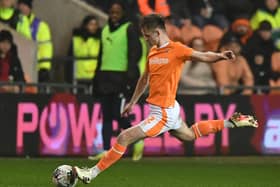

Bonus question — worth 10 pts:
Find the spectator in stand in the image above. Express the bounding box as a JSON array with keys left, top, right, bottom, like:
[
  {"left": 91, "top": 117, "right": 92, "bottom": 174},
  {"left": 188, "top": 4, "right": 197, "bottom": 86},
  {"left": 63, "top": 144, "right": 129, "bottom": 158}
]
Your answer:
[
  {"left": 18, "top": 0, "right": 53, "bottom": 82},
  {"left": 243, "top": 21, "right": 276, "bottom": 91},
  {"left": 221, "top": 18, "right": 253, "bottom": 48},
  {"left": 250, "top": 0, "right": 280, "bottom": 49},
  {"left": 188, "top": 0, "right": 229, "bottom": 30},
  {"left": 251, "top": 0, "right": 280, "bottom": 30},
  {"left": 0, "top": 0, "right": 30, "bottom": 38},
  {"left": 179, "top": 37, "right": 216, "bottom": 95},
  {"left": 66, "top": 15, "right": 101, "bottom": 92},
  {"left": 0, "top": 30, "right": 25, "bottom": 92},
  {"left": 212, "top": 35, "right": 254, "bottom": 95},
  {"left": 90, "top": 1, "right": 144, "bottom": 161},
  {"left": 224, "top": 0, "right": 254, "bottom": 22}
]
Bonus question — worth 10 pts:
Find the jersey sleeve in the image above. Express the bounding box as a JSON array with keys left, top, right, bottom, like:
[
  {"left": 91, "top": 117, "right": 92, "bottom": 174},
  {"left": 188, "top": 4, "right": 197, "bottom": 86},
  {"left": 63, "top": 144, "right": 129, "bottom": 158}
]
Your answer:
[{"left": 177, "top": 43, "right": 193, "bottom": 61}]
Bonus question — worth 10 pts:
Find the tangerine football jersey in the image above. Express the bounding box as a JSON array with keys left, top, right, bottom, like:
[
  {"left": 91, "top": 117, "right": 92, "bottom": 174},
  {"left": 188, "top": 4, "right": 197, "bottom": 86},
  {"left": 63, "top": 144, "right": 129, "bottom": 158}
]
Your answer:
[{"left": 146, "top": 41, "right": 193, "bottom": 108}]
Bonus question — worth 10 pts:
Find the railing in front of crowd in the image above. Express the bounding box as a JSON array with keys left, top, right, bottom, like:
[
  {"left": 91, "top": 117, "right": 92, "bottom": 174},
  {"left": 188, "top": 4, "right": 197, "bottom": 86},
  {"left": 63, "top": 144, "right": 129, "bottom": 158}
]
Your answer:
[
  {"left": 0, "top": 81, "right": 280, "bottom": 95},
  {"left": 0, "top": 81, "right": 89, "bottom": 94},
  {"left": 178, "top": 85, "right": 280, "bottom": 95}
]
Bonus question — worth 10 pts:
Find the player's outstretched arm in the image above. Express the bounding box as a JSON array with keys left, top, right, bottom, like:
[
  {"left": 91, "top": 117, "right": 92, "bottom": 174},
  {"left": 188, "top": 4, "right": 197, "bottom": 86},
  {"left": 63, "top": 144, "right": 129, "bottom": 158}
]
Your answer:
[
  {"left": 191, "top": 50, "right": 236, "bottom": 63},
  {"left": 121, "top": 70, "right": 149, "bottom": 117}
]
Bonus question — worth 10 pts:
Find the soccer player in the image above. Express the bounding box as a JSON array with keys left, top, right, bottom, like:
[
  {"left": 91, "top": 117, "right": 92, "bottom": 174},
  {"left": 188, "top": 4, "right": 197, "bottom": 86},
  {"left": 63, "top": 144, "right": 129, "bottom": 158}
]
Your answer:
[{"left": 73, "top": 14, "right": 258, "bottom": 184}]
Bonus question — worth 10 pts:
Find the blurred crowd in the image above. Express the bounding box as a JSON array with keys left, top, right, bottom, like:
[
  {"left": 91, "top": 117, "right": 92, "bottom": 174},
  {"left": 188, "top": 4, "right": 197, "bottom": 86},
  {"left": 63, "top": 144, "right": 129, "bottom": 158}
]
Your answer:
[
  {"left": 0, "top": 0, "right": 52, "bottom": 93},
  {"left": 1, "top": 0, "right": 280, "bottom": 95},
  {"left": 86, "top": 0, "right": 280, "bottom": 95}
]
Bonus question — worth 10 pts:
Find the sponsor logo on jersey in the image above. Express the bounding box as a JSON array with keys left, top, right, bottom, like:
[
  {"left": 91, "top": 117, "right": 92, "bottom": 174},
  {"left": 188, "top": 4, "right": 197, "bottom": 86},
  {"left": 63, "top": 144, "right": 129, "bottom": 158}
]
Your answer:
[{"left": 149, "top": 57, "right": 169, "bottom": 65}]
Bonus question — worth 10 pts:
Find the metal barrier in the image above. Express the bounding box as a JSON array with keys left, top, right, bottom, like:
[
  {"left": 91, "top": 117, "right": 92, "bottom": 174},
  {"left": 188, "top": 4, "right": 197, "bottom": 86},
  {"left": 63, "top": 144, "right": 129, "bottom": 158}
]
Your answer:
[
  {"left": 178, "top": 86, "right": 280, "bottom": 95},
  {"left": 0, "top": 81, "right": 89, "bottom": 94},
  {"left": 1, "top": 81, "right": 280, "bottom": 95}
]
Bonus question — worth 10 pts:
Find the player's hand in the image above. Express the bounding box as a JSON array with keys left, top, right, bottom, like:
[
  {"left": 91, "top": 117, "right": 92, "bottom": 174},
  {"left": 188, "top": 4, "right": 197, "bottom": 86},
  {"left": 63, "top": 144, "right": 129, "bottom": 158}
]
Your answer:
[
  {"left": 220, "top": 50, "right": 236, "bottom": 61},
  {"left": 121, "top": 102, "right": 134, "bottom": 117}
]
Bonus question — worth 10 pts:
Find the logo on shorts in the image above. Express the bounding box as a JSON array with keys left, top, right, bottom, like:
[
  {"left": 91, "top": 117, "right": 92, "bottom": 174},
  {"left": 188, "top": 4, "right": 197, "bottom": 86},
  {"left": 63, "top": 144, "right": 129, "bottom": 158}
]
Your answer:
[{"left": 144, "top": 116, "right": 156, "bottom": 125}]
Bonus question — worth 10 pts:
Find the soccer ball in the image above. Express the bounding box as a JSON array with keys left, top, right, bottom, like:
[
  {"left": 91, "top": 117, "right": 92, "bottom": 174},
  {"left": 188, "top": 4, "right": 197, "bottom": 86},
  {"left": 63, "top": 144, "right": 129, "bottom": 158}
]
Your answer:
[{"left": 52, "top": 165, "right": 78, "bottom": 187}]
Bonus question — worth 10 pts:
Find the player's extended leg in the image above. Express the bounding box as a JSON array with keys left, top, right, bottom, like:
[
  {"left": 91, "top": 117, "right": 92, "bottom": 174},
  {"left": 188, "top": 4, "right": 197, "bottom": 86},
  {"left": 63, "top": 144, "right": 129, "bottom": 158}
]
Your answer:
[
  {"left": 74, "top": 101, "right": 175, "bottom": 184},
  {"left": 170, "top": 112, "right": 258, "bottom": 141},
  {"left": 74, "top": 125, "right": 147, "bottom": 184}
]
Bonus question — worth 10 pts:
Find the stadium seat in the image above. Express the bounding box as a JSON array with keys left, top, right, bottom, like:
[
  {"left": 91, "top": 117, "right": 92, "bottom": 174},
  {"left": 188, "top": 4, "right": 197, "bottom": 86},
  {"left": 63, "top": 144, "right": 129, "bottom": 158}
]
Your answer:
[
  {"left": 181, "top": 25, "right": 202, "bottom": 45},
  {"left": 202, "top": 24, "right": 224, "bottom": 51},
  {"left": 271, "top": 52, "right": 280, "bottom": 73}
]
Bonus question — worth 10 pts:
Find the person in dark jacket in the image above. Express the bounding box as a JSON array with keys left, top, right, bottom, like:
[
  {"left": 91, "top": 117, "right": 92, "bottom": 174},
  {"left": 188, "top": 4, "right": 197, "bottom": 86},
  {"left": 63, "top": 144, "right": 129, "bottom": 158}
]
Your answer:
[
  {"left": 243, "top": 21, "right": 276, "bottom": 92},
  {"left": 90, "top": 0, "right": 144, "bottom": 161},
  {"left": 0, "top": 30, "right": 25, "bottom": 92}
]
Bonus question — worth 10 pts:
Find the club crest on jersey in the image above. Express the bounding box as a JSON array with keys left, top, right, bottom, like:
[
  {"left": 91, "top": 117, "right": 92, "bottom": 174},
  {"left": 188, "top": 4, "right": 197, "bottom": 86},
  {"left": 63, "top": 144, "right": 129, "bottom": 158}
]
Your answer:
[{"left": 149, "top": 57, "right": 169, "bottom": 65}]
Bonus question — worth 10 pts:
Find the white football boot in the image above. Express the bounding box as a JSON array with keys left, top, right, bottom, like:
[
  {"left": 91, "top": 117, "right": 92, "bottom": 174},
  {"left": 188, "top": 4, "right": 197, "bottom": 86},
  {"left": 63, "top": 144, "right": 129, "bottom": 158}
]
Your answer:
[
  {"left": 73, "top": 166, "right": 95, "bottom": 184},
  {"left": 229, "top": 112, "right": 258, "bottom": 128}
]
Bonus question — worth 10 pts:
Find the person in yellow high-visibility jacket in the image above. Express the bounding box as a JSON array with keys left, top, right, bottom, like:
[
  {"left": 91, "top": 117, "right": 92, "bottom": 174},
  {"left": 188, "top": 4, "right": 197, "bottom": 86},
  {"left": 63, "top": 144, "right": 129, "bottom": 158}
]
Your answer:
[
  {"left": 0, "top": 0, "right": 31, "bottom": 38},
  {"left": 18, "top": 0, "right": 53, "bottom": 82},
  {"left": 250, "top": 0, "right": 280, "bottom": 49},
  {"left": 66, "top": 15, "right": 101, "bottom": 93}
]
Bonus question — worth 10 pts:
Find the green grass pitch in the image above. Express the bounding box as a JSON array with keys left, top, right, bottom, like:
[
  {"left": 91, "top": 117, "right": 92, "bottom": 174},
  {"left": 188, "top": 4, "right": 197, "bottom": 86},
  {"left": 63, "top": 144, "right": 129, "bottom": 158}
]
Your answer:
[{"left": 0, "top": 156, "right": 279, "bottom": 187}]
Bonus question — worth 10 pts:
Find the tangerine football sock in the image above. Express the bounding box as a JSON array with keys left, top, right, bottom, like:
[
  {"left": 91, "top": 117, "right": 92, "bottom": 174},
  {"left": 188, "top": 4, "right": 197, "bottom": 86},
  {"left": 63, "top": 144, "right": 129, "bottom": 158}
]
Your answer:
[
  {"left": 191, "top": 120, "right": 224, "bottom": 138},
  {"left": 96, "top": 142, "right": 126, "bottom": 171}
]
